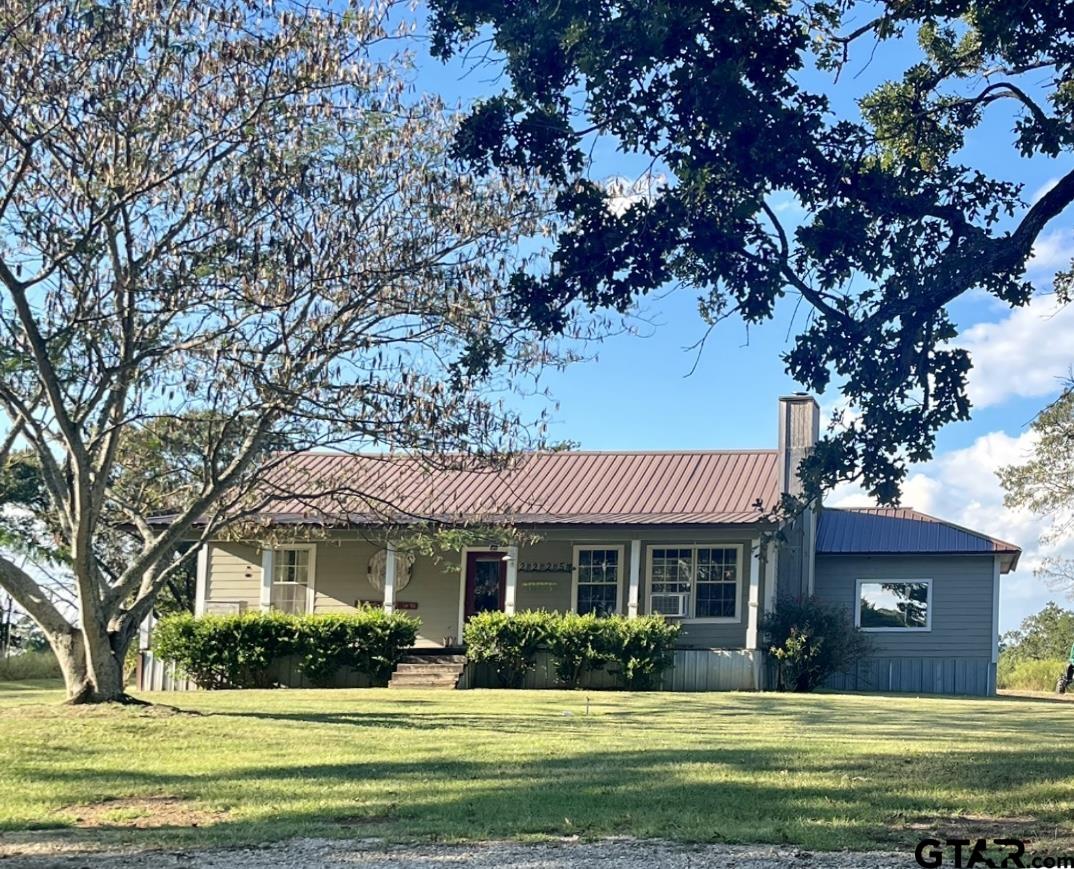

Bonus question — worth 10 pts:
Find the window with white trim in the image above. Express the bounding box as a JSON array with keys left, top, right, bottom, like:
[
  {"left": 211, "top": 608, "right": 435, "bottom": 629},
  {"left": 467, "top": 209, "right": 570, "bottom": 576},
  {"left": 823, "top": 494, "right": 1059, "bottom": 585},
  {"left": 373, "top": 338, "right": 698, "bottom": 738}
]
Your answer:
[
  {"left": 574, "top": 547, "right": 622, "bottom": 616},
  {"left": 270, "top": 547, "right": 312, "bottom": 614},
  {"left": 694, "top": 547, "right": 739, "bottom": 618},
  {"left": 647, "top": 545, "right": 741, "bottom": 620},
  {"left": 856, "top": 580, "right": 931, "bottom": 631},
  {"left": 649, "top": 548, "right": 692, "bottom": 617}
]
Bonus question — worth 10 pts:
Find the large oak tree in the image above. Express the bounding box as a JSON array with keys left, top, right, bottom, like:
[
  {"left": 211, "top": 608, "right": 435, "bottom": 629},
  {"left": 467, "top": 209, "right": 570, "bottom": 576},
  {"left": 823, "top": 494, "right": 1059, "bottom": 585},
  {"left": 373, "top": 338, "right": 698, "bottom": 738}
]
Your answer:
[
  {"left": 428, "top": 0, "right": 1074, "bottom": 503},
  {"left": 1000, "top": 387, "right": 1074, "bottom": 592},
  {"left": 0, "top": 0, "right": 567, "bottom": 702}
]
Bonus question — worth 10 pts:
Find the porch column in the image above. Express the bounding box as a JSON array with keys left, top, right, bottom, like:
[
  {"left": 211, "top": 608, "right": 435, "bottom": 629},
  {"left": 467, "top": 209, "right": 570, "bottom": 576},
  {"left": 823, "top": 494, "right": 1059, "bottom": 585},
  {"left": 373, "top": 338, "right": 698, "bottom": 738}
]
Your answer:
[
  {"left": 504, "top": 545, "right": 519, "bottom": 614},
  {"left": 627, "top": 539, "right": 641, "bottom": 618},
  {"left": 194, "top": 544, "right": 210, "bottom": 617},
  {"left": 745, "top": 538, "right": 761, "bottom": 650},
  {"left": 260, "top": 547, "right": 274, "bottom": 612},
  {"left": 383, "top": 542, "right": 397, "bottom": 615},
  {"left": 763, "top": 540, "right": 777, "bottom": 617}
]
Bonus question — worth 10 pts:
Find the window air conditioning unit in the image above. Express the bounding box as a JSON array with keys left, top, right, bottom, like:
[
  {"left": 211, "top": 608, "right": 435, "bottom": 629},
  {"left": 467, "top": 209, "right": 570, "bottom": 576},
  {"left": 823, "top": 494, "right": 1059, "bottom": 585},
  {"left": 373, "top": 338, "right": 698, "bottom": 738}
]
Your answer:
[{"left": 649, "top": 593, "right": 688, "bottom": 617}]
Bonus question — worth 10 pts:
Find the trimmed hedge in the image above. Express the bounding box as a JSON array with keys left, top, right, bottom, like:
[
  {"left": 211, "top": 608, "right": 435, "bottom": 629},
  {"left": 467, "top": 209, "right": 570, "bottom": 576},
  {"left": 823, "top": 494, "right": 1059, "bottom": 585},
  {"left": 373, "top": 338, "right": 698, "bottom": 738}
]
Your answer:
[
  {"left": 294, "top": 611, "right": 420, "bottom": 686},
  {"left": 463, "top": 610, "right": 680, "bottom": 690},
  {"left": 461, "top": 610, "right": 551, "bottom": 688},
  {"left": 546, "top": 612, "right": 608, "bottom": 688},
  {"left": 152, "top": 610, "right": 420, "bottom": 689}
]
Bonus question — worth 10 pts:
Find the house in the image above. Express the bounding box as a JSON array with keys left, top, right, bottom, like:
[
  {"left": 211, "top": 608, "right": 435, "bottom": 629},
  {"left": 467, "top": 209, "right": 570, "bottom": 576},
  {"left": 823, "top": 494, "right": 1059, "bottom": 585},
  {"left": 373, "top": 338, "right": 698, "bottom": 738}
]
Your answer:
[{"left": 189, "top": 395, "right": 1020, "bottom": 695}]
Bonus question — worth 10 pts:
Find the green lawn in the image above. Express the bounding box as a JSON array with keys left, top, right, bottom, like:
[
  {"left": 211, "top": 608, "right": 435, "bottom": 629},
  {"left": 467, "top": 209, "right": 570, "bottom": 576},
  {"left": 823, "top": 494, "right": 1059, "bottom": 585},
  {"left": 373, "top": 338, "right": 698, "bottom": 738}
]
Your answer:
[{"left": 1, "top": 680, "right": 1073, "bottom": 852}]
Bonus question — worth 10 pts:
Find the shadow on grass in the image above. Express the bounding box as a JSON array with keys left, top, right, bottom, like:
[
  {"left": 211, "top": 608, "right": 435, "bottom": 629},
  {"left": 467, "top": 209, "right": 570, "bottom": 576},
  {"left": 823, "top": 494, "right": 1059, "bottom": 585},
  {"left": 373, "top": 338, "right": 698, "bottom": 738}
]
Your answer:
[
  {"left": 208, "top": 691, "right": 1074, "bottom": 744},
  {"left": 12, "top": 739, "right": 1074, "bottom": 851}
]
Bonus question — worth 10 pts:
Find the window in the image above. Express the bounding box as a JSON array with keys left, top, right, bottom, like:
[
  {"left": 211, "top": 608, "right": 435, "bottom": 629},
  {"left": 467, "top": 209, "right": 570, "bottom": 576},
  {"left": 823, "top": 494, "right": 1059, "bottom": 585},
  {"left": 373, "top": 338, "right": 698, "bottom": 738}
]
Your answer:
[
  {"left": 856, "top": 580, "right": 931, "bottom": 631},
  {"left": 270, "top": 547, "right": 313, "bottom": 614},
  {"left": 573, "top": 546, "right": 622, "bottom": 616},
  {"left": 649, "top": 548, "right": 692, "bottom": 617},
  {"left": 695, "top": 547, "right": 739, "bottom": 618},
  {"left": 647, "top": 545, "right": 742, "bottom": 620}
]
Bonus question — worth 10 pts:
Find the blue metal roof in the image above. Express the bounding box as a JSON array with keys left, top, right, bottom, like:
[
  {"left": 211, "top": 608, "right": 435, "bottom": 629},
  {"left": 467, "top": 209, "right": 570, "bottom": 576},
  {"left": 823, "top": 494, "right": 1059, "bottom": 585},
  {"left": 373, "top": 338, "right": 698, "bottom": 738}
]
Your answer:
[{"left": 817, "top": 507, "right": 1020, "bottom": 571}]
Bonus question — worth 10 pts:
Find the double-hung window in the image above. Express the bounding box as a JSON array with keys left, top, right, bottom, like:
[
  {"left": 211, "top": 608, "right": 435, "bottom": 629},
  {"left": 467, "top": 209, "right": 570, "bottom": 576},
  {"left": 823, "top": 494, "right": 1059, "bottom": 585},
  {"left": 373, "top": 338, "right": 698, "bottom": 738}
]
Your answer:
[
  {"left": 573, "top": 546, "right": 623, "bottom": 616},
  {"left": 647, "top": 545, "right": 742, "bottom": 620},
  {"left": 269, "top": 546, "right": 315, "bottom": 614},
  {"left": 648, "top": 548, "right": 693, "bottom": 617},
  {"left": 694, "top": 547, "right": 739, "bottom": 618}
]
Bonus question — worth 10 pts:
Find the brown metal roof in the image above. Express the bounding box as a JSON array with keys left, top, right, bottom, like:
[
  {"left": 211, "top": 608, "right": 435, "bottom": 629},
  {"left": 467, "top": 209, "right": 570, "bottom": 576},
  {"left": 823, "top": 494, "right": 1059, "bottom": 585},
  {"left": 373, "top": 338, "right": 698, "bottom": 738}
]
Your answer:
[
  {"left": 817, "top": 507, "right": 1021, "bottom": 571},
  {"left": 253, "top": 450, "right": 779, "bottom": 527}
]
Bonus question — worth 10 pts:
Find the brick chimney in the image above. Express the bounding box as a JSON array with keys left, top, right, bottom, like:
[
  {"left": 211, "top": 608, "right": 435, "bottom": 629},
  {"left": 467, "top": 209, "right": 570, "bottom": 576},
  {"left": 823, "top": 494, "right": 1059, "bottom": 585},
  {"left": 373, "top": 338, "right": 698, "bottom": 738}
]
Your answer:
[{"left": 775, "top": 394, "right": 820, "bottom": 598}]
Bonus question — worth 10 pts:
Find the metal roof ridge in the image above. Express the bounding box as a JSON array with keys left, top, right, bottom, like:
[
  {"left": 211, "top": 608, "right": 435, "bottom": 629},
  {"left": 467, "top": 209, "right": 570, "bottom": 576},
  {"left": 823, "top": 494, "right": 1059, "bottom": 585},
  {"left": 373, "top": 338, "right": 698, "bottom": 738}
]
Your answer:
[{"left": 272, "top": 448, "right": 780, "bottom": 458}]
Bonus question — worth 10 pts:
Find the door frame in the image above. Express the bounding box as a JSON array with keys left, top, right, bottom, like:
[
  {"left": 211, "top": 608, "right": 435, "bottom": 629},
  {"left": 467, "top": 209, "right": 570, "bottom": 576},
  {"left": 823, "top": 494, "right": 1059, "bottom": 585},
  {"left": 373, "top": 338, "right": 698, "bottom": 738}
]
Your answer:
[{"left": 457, "top": 546, "right": 508, "bottom": 642}]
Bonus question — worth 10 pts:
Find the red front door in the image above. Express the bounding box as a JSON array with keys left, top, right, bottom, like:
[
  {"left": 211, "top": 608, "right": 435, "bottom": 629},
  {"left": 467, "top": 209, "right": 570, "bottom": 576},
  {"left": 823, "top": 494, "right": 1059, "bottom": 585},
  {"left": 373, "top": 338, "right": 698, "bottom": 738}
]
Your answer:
[{"left": 464, "top": 551, "right": 507, "bottom": 619}]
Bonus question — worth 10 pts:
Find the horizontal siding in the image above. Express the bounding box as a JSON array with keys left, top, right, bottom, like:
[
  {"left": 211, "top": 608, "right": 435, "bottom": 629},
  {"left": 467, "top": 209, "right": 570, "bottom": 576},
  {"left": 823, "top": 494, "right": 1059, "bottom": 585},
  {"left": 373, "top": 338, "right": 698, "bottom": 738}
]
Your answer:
[
  {"left": 676, "top": 620, "right": 748, "bottom": 648},
  {"left": 206, "top": 542, "right": 261, "bottom": 611},
  {"left": 814, "top": 554, "right": 996, "bottom": 658},
  {"left": 199, "top": 528, "right": 765, "bottom": 651}
]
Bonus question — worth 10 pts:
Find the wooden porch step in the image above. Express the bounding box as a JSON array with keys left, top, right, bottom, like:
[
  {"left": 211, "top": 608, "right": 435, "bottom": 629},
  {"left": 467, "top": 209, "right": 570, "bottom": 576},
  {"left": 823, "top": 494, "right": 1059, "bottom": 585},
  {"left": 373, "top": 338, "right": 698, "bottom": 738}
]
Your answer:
[
  {"left": 394, "top": 662, "right": 465, "bottom": 676},
  {"left": 388, "top": 658, "right": 467, "bottom": 689},
  {"left": 399, "top": 654, "right": 466, "bottom": 665}
]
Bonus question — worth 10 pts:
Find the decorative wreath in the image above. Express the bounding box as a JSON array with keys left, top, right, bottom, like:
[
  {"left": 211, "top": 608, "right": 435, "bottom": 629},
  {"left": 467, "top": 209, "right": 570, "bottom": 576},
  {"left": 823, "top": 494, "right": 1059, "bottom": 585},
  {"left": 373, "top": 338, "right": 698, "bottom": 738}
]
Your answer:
[{"left": 366, "top": 549, "right": 415, "bottom": 593}]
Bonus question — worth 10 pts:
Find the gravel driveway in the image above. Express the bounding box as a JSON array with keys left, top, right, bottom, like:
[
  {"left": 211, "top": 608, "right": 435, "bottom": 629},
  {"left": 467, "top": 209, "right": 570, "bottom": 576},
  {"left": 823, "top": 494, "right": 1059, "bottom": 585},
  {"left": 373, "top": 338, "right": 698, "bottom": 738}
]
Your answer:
[{"left": 0, "top": 837, "right": 918, "bottom": 868}]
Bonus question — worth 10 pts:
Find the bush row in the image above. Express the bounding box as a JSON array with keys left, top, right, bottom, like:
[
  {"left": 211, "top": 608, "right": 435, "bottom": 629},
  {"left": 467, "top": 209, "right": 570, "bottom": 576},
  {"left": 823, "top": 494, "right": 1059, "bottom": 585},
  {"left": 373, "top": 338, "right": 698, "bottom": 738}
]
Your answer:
[
  {"left": 997, "top": 655, "right": 1067, "bottom": 692},
  {"left": 152, "top": 610, "right": 420, "bottom": 689},
  {"left": 462, "top": 611, "right": 680, "bottom": 690}
]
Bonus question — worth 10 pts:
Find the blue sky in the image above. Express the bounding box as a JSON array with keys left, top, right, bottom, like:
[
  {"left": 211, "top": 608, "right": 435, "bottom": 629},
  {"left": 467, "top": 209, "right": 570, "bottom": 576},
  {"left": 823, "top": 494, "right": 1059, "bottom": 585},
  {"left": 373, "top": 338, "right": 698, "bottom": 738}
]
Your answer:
[{"left": 406, "top": 9, "right": 1072, "bottom": 632}]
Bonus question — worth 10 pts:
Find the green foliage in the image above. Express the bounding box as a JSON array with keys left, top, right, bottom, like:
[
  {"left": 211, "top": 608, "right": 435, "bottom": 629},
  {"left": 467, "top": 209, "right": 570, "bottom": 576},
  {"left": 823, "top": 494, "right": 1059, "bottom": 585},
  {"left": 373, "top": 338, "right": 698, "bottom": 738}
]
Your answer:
[
  {"left": 1000, "top": 602, "right": 1074, "bottom": 665},
  {"left": 0, "top": 650, "right": 61, "bottom": 681},
  {"left": 0, "top": 0, "right": 566, "bottom": 704},
  {"left": 997, "top": 656, "right": 1068, "bottom": 693},
  {"left": 463, "top": 610, "right": 552, "bottom": 688},
  {"left": 763, "top": 597, "right": 872, "bottom": 692},
  {"left": 428, "top": 0, "right": 1074, "bottom": 504},
  {"left": 1000, "top": 390, "right": 1074, "bottom": 591},
  {"left": 294, "top": 610, "right": 420, "bottom": 687},
  {"left": 545, "top": 612, "right": 609, "bottom": 688},
  {"left": 464, "top": 611, "right": 679, "bottom": 690},
  {"left": 607, "top": 616, "right": 680, "bottom": 690},
  {"left": 153, "top": 611, "right": 421, "bottom": 689},
  {"left": 152, "top": 612, "right": 299, "bottom": 689}
]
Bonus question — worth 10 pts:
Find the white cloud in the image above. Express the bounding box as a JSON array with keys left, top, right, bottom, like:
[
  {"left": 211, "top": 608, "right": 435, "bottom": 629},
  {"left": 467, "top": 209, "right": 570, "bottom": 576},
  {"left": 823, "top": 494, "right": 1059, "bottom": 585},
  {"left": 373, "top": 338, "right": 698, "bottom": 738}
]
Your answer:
[
  {"left": 604, "top": 173, "right": 667, "bottom": 217},
  {"left": 827, "top": 428, "right": 1074, "bottom": 632},
  {"left": 961, "top": 297, "right": 1074, "bottom": 409},
  {"left": 1031, "top": 177, "right": 1062, "bottom": 205},
  {"left": 1028, "top": 227, "right": 1074, "bottom": 274}
]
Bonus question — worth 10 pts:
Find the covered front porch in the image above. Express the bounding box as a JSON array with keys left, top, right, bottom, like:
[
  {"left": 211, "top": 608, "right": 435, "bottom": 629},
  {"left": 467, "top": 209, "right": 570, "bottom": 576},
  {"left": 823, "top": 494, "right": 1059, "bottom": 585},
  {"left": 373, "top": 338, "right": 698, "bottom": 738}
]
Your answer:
[{"left": 197, "top": 527, "right": 773, "bottom": 653}]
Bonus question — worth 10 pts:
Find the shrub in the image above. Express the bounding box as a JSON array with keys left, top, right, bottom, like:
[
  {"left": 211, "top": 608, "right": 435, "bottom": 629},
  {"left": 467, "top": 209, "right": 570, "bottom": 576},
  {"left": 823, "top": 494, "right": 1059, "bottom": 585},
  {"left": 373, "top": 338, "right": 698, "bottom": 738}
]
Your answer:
[
  {"left": 153, "top": 610, "right": 421, "bottom": 689},
  {"left": 545, "top": 612, "right": 611, "bottom": 688},
  {"left": 463, "top": 610, "right": 551, "bottom": 687},
  {"left": 0, "top": 649, "right": 62, "bottom": 681},
  {"left": 762, "top": 596, "right": 872, "bottom": 692},
  {"left": 606, "top": 615, "right": 681, "bottom": 690},
  {"left": 464, "top": 611, "right": 680, "bottom": 691},
  {"left": 152, "top": 611, "right": 298, "bottom": 689},
  {"left": 997, "top": 656, "right": 1068, "bottom": 692},
  {"left": 295, "top": 609, "right": 420, "bottom": 687}
]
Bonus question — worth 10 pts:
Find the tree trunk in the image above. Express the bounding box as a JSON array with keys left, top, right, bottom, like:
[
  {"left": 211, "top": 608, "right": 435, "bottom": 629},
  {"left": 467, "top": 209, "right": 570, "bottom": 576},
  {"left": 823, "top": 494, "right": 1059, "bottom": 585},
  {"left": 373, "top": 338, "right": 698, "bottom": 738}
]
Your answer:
[{"left": 48, "top": 625, "right": 134, "bottom": 704}]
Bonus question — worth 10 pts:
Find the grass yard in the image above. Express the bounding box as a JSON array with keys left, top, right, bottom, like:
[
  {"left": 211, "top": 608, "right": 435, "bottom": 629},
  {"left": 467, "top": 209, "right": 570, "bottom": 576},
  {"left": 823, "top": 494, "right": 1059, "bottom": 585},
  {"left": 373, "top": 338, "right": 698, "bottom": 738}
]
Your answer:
[{"left": 2, "top": 681, "right": 1073, "bottom": 853}]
